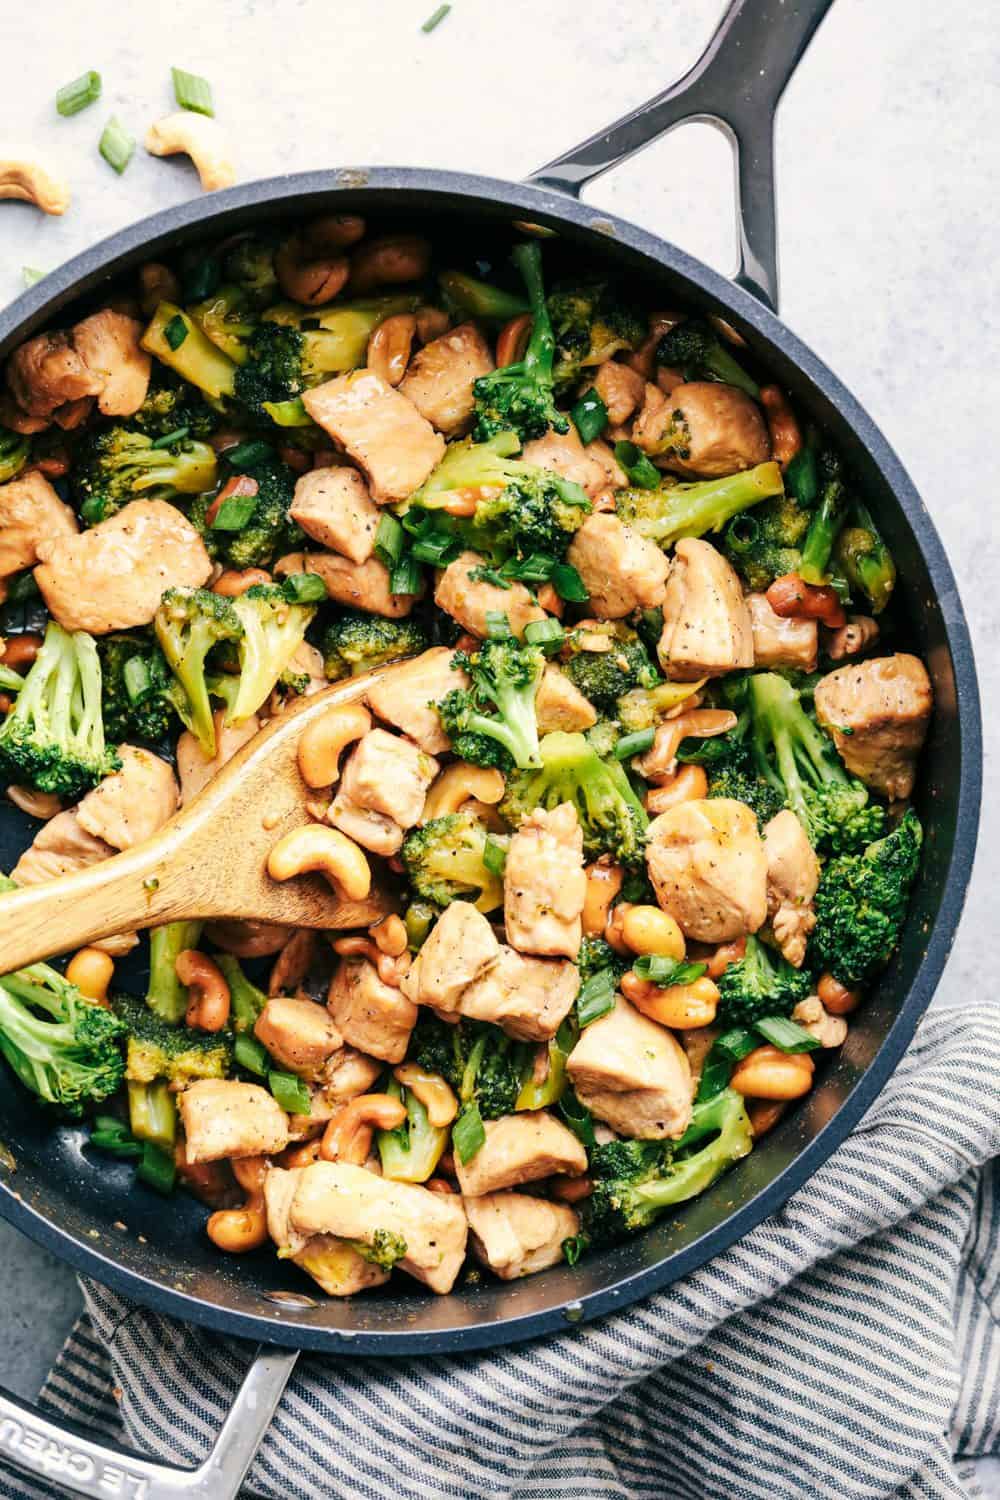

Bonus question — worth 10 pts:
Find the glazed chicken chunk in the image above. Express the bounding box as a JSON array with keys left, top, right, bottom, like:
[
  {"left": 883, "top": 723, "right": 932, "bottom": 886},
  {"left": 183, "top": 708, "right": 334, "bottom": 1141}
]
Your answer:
[
  {"left": 254, "top": 996, "right": 344, "bottom": 1080},
  {"left": 657, "top": 537, "right": 754, "bottom": 680},
  {"left": 277, "top": 551, "right": 418, "bottom": 619},
  {"left": 521, "top": 425, "right": 619, "bottom": 500},
  {"left": 632, "top": 380, "right": 770, "bottom": 477},
  {"left": 566, "top": 996, "right": 693, "bottom": 1140},
  {"left": 399, "top": 321, "right": 495, "bottom": 435},
  {"left": 0, "top": 471, "right": 78, "bottom": 581},
  {"left": 646, "top": 798, "right": 768, "bottom": 943},
  {"left": 400, "top": 899, "right": 500, "bottom": 1013},
  {"left": 434, "top": 550, "right": 546, "bottom": 638},
  {"left": 320, "top": 1045, "right": 384, "bottom": 1104},
  {"left": 302, "top": 370, "right": 445, "bottom": 503},
  {"left": 762, "top": 809, "right": 820, "bottom": 968},
  {"left": 75, "top": 745, "right": 179, "bottom": 851},
  {"left": 6, "top": 330, "right": 102, "bottom": 419},
  {"left": 11, "top": 808, "right": 113, "bottom": 885},
  {"left": 504, "top": 803, "right": 587, "bottom": 959},
  {"left": 34, "top": 499, "right": 212, "bottom": 634},
  {"left": 464, "top": 1192, "right": 580, "bottom": 1281},
  {"left": 326, "top": 956, "right": 417, "bottom": 1064},
  {"left": 455, "top": 1111, "right": 587, "bottom": 1197},
  {"left": 176, "top": 712, "right": 260, "bottom": 805},
  {"left": 748, "top": 592, "right": 818, "bottom": 672},
  {"left": 593, "top": 359, "right": 646, "bottom": 426},
  {"left": 330, "top": 729, "right": 438, "bottom": 856},
  {"left": 264, "top": 1169, "right": 390, "bottom": 1297},
  {"left": 178, "top": 1080, "right": 290, "bottom": 1164},
  {"left": 71, "top": 310, "right": 151, "bottom": 417},
  {"left": 365, "top": 647, "right": 470, "bottom": 755},
  {"left": 289, "top": 466, "right": 381, "bottom": 565},
  {"left": 535, "top": 663, "right": 598, "bottom": 734},
  {"left": 457, "top": 947, "right": 578, "bottom": 1041},
  {"left": 566, "top": 514, "right": 669, "bottom": 620},
  {"left": 814, "top": 653, "right": 933, "bottom": 801}
]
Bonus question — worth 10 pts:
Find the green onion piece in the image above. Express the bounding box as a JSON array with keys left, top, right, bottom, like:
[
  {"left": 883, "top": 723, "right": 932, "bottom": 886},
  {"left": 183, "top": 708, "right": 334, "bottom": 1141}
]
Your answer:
[
  {"left": 558, "top": 1088, "right": 597, "bottom": 1149},
  {"left": 570, "top": 388, "right": 608, "bottom": 445},
  {"left": 182, "top": 255, "right": 220, "bottom": 301},
  {"left": 163, "top": 313, "right": 188, "bottom": 351},
  {"left": 136, "top": 1142, "right": 177, "bottom": 1195},
  {"left": 452, "top": 1101, "right": 485, "bottom": 1163},
  {"left": 483, "top": 835, "right": 508, "bottom": 877},
  {"left": 22, "top": 267, "right": 44, "bottom": 288},
  {"left": 99, "top": 116, "right": 135, "bottom": 175},
  {"left": 282, "top": 572, "right": 327, "bottom": 604},
  {"left": 225, "top": 439, "right": 273, "bottom": 470},
  {"left": 577, "top": 968, "right": 616, "bottom": 1027},
  {"left": 632, "top": 954, "right": 707, "bottom": 987},
  {"left": 150, "top": 425, "right": 191, "bottom": 450},
  {"left": 390, "top": 553, "right": 424, "bottom": 596},
  {"left": 614, "top": 727, "right": 655, "bottom": 760},
  {"left": 263, "top": 398, "right": 312, "bottom": 427},
  {"left": 695, "top": 1027, "right": 758, "bottom": 1103},
  {"left": 421, "top": 3, "right": 451, "bottom": 32},
  {"left": 269, "top": 1071, "right": 312, "bottom": 1115},
  {"left": 562, "top": 1235, "right": 585, "bottom": 1266},
  {"left": 211, "top": 493, "right": 258, "bottom": 531},
  {"left": 614, "top": 440, "right": 661, "bottom": 490},
  {"left": 79, "top": 495, "right": 106, "bottom": 526},
  {"left": 523, "top": 617, "right": 565, "bottom": 654},
  {"left": 550, "top": 562, "right": 589, "bottom": 603},
  {"left": 56, "top": 70, "right": 102, "bottom": 117},
  {"left": 412, "top": 533, "right": 459, "bottom": 566},
  {"left": 374, "top": 511, "right": 405, "bottom": 568},
  {"left": 502, "top": 552, "right": 554, "bottom": 584},
  {"left": 122, "top": 655, "right": 151, "bottom": 703},
  {"left": 172, "top": 66, "right": 215, "bottom": 117},
  {"left": 754, "top": 1015, "right": 821, "bottom": 1054},
  {"left": 485, "top": 610, "right": 511, "bottom": 638},
  {"left": 234, "top": 1033, "right": 270, "bottom": 1076}
]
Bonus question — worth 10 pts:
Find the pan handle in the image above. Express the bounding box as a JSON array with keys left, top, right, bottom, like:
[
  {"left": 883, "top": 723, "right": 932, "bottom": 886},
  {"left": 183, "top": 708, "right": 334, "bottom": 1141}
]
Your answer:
[
  {"left": 527, "top": 0, "right": 834, "bottom": 310},
  {"left": 0, "top": 1345, "right": 297, "bottom": 1499}
]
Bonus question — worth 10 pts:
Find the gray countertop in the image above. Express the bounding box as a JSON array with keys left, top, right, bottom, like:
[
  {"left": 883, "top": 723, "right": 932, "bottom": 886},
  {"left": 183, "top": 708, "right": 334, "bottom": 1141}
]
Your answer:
[{"left": 0, "top": 0, "right": 996, "bottom": 1489}]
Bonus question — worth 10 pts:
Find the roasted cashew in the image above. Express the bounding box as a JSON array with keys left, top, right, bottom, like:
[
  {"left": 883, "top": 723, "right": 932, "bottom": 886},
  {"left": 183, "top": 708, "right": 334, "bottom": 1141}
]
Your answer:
[
  {"left": 212, "top": 567, "right": 273, "bottom": 597},
  {"left": 367, "top": 314, "right": 417, "bottom": 386},
  {"left": 275, "top": 232, "right": 350, "bottom": 306},
  {"left": 496, "top": 313, "right": 532, "bottom": 367},
  {"left": 267, "top": 824, "right": 371, "bottom": 901},
  {"left": 415, "top": 305, "right": 450, "bottom": 343},
  {"left": 6, "top": 784, "right": 62, "bottom": 819},
  {"left": 423, "top": 763, "right": 505, "bottom": 821},
  {"left": 826, "top": 615, "right": 880, "bottom": 661},
  {"left": 758, "top": 385, "right": 802, "bottom": 467},
  {"left": 644, "top": 764, "right": 708, "bottom": 815},
  {"left": 730, "top": 1045, "right": 814, "bottom": 1101},
  {"left": 145, "top": 112, "right": 236, "bottom": 193},
  {"left": 331, "top": 934, "right": 410, "bottom": 987},
  {"left": 303, "top": 214, "right": 366, "bottom": 253},
  {"left": 0, "top": 157, "right": 70, "bottom": 215},
  {"left": 206, "top": 1156, "right": 269, "bottom": 1253},
  {"left": 621, "top": 971, "right": 719, "bottom": 1029},
  {"left": 320, "top": 1093, "right": 407, "bottom": 1165},
  {"left": 393, "top": 1064, "right": 458, "bottom": 1128},
  {"left": 176, "top": 950, "right": 231, "bottom": 1032},
  {"left": 349, "top": 234, "right": 430, "bottom": 294},
  {"left": 65, "top": 947, "right": 114, "bottom": 1004},
  {"left": 633, "top": 710, "right": 737, "bottom": 784},
  {"left": 297, "top": 703, "right": 371, "bottom": 789},
  {"left": 370, "top": 914, "right": 408, "bottom": 958},
  {"left": 138, "top": 262, "right": 180, "bottom": 317}
]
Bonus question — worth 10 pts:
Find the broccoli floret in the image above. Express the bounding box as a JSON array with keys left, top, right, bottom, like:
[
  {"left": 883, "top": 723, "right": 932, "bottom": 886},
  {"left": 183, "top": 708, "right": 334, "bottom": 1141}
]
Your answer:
[
  {"left": 146, "top": 921, "right": 205, "bottom": 1025},
  {"left": 501, "top": 730, "right": 648, "bottom": 867},
  {"left": 810, "top": 810, "right": 922, "bottom": 987},
  {"left": 0, "top": 427, "right": 31, "bottom": 483},
  {"left": 547, "top": 278, "right": 645, "bottom": 392},
  {"left": 222, "top": 585, "right": 318, "bottom": 725},
  {"left": 223, "top": 233, "right": 280, "bottom": 304},
  {"left": 114, "top": 992, "right": 231, "bottom": 1083},
  {"left": 576, "top": 1089, "right": 753, "bottom": 1249},
  {"left": 705, "top": 763, "right": 786, "bottom": 827},
  {"left": 437, "top": 636, "right": 545, "bottom": 771},
  {"left": 354, "top": 1229, "right": 408, "bottom": 1269},
  {"left": 262, "top": 294, "right": 423, "bottom": 381},
  {"left": 472, "top": 243, "right": 568, "bottom": 444},
  {"left": 130, "top": 376, "right": 219, "bottom": 441},
  {"left": 72, "top": 425, "right": 218, "bottom": 524},
  {"left": 834, "top": 500, "right": 896, "bottom": 615},
  {"left": 715, "top": 935, "right": 812, "bottom": 1029},
  {"left": 561, "top": 622, "right": 659, "bottom": 713},
  {"left": 617, "top": 681, "right": 705, "bottom": 734},
  {"left": 377, "top": 1073, "right": 448, "bottom": 1184},
  {"left": 0, "top": 961, "right": 126, "bottom": 1116},
  {"left": 321, "top": 611, "right": 428, "bottom": 681},
  {"left": 401, "top": 812, "right": 507, "bottom": 913},
  {"left": 0, "top": 622, "right": 120, "bottom": 797},
  {"left": 407, "top": 1013, "right": 524, "bottom": 1121},
  {"left": 97, "top": 633, "right": 179, "bottom": 745},
  {"left": 724, "top": 492, "right": 813, "bottom": 592},
  {"left": 468, "top": 473, "right": 591, "bottom": 562},
  {"left": 191, "top": 454, "right": 301, "bottom": 569},
  {"left": 799, "top": 448, "right": 849, "bottom": 586},
  {"left": 748, "top": 671, "right": 885, "bottom": 851},
  {"left": 576, "top": 935, "right": 630, "bottom": 986},
  {"left": 231, "top": 322, "right": 307, "bottom": 416},
  {"left": 655, "top": 318, "right": 759, "bottom": 398},
  {"left": 154, "top": 588, "right": 242, "bottom": 756},
  {"left": 615, "top": 462, "right": 784, "bottom": 550}
]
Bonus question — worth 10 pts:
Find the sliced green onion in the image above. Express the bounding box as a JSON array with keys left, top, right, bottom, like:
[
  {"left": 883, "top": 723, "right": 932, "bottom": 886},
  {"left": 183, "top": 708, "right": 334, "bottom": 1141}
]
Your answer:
[
  {"left": 550, "top": 562, "right": 588, "bottom": 603},
  {"left": 374, "top": 511, "right": 405, "bottom": 568},
  {"left": 502, "top": 552, "right": 553, "bottom": 583},
  {"left": 485, "top": 610, "right": 511, "bottom": 638},
  {"left": 234, "top": 1032, "right": 270, "bottom": 1076},
  {"left": 452, "top": 1101, "right": 485, "bottom": 1163},
  {"left": 754, "top": 1015, "right": 821, "bottom": 1054},
  {"left": 122, "top": 655, "right": 151, "bottom": 703},
  {"left": 785, "top": 444, "right": 819, "bottom": 507},
  {"left": 421, "top": 3, "right": 451, "bottom": 32},
  {"left": 99, "top": 116, "right": 135, "bottom": 175},
  {"left": 695, "top": 1027, "right": 758, "bottom": 1103},
  {"left": 181, "top": 255, "right": 220, "bottom": 301},
  {"left": 211, "top": 492, "right": 258, "bottom": 531},
  {"left": 150, "top": 425, "right": 191, "bottom": 450},
  {"left": 263, "top": 398, "right": 312, "bottom": 427},
  {"left": 163, "top": 313, "right": 188, "bottom": 351},
  {"left": 523, "top": 617, "right": 565, "bottom": 654},
  {"left": 562, "top": 1235, "right": 585, "bottom": 1266},
  {"left": 570, "top": 388, "right": 608, "bottom": 445},
  {"left": 172, "top": 66, "right": 215, "bottom": 117},
  {"left": 79, "top": 495, "right": 107, "bottom": 526},
  {"left": 632, "top": 954, "right": 707, "bottom": 987},
  {"left": 558, "top": 1088, "right": 597, "bottom": 1149},
  {"left": 390, "top": 553, "right": 424, "bottom": 596},
  {"left": 614, "top": 727, "right": 655, "bottom": 760},
  {"left": 225, "top": 439, "right": 273, "bottom": 470},
  {"left": 614, "top": 440, "right": 661, "bottom": 490},
  {"left": 282, "top": 572, "right": 327, "bottom": 604},
  {"left": 22, "top": 267, "right": 45, "bottom": 288},
  {"left": 56, "top": 70, "right": 101, "bottom": 117},
  {"left": 269, "top": 1071, "right": 311, "bottom": 1115},
  {"left": 577, "top": 968, "right": 616, "bottom": 1027},
  {"left": 483, "top": 835, "right": 508, "bottom": 877},
  {"left": 136, "top": 1142, "right": 177, "bottom": 1194},
  {"left": 412, "top": 533, "right": 459, "bottom": 565},
  {"left": 89, "top": 1117, "right": 143, "bottom": 1159}
]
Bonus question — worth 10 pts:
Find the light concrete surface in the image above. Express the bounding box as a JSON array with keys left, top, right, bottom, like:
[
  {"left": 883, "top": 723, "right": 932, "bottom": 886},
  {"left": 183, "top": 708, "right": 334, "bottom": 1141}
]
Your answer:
[{"left": 0, "top": 0, "right": 996, "bottom": 1485}]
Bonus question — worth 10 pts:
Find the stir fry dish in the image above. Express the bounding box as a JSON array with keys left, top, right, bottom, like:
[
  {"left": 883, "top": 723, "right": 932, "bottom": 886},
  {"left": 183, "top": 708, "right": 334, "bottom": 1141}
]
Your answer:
[{"left": 0, "top": 217, "right": 933, "bottom": 1299}]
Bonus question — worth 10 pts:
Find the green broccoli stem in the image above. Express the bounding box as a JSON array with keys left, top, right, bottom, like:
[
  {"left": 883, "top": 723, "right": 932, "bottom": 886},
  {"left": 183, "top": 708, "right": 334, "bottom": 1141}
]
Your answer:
[
  {"left": 632, "top": 1090, "right": 752, "bottom": 1214},
  {"left": 0, "top": 664, "right": 24, "bottom": 693},
  {"left": 835, "top": 501, "right": 896, "bottom": 614},
  {"left": 127, "top": 1078, "right": 177, "bottom": 1150},
  {"left": 146, "top": 921, "right": 204, "bottom": 1024},
  {"left": 512, "top": 242, "right": 557, "bottom": 382},
  {"left": 799, "top": 477, "right": 848, "bottom": 585},
  {"left": 622, "top": 462, "right": 784, "bottom": 548},
  {"left": 465, "top": 697, "right": 540, "bottom": 769},
  {"left": 438, "top": 270, "right": 528, "bottom": 323},
  {"left": 215, "top": 954, "right": 266, "bottom": 1031},
  {"left": 749, "top": 672, "right": 846, "bottom": 825},
  {"left": 377, "top": 1076, "right": 448, "bottom": 1183}
]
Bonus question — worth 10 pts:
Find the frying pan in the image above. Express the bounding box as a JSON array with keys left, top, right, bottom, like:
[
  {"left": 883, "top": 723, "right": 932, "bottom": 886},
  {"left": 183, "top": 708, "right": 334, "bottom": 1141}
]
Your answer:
[{"left": 0, "top": 0, "right": 982, "bottom": 1494}]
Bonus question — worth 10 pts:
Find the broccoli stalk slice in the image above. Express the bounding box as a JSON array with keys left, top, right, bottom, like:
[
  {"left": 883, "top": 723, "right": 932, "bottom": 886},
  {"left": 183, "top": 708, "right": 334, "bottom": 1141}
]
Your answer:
[
  {"left": 127, "top": 1078, "right": 178, "bottom": 1150},
  {"left": 263, "top": 295, "right": 423, "bottom": 379},
  {"left": 146, "top": 921, "right": 205, "bottom": 1025},
  {"left": 438, "top": 270, "right": 529, "bottom": 323},
  {"left": 472, "top": 243, "right": 568, "bottom": 443},
  {"left": 835, "top": 500, "right": 896, "bottom": 614},
  {"left": 141, "top": 302, "right": 237, "bottom": 400},
  {"left": 615, "top": 462, "right": 784, "bottom": 549},
  {"left": 377, "top": 1075, "right": 448, "bottom": 1183},
  {"left": 501, "top": 730, "right": 648, "bottom": 867},
  {"left": 0, "top": 964, "right": 125, "bottom": 1115},
  {"left": 226, "top": 587, "right": 317, "bottom": 724},
  {"left": 656, "top": 318, "right": 760, "bottom": 398},
  {"left": 188, "top": 284, "right": 258, "bottom": 364}
]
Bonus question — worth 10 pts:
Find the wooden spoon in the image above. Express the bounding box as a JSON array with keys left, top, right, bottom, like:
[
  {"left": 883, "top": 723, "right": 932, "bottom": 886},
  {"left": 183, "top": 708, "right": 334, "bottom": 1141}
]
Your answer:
[{"left": 0, "top": 669, "right": 399, "bottom": 974}]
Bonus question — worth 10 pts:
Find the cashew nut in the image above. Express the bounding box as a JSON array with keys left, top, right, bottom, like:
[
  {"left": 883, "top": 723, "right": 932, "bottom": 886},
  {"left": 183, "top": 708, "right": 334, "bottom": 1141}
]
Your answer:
[
  {"left": 393, "top": 1064, "right": 458, "bottom": 1128},
  {"left": 206, "top": 1156, "right": 269, "bottom": 1253},
  {"left": 423, "top": 763, "right": 505, "bottom": 820},
  {"left": 349, "top": 234, "right": 430, "bottom": 294},
  {"left": 303, "top": 214, "right": 366, "bottom": 252},
  {"left": 582, "top": 857, "right": 624, "bottom": 937},
  {"left": 297, "top": 704, "right": 371, "bottom": 789},
  {"left": 826, "top": 615, "right": 880, "bottom": 661},
  {"left": 138, "top": 262, "right": 180, "bottom": 317},
  {"left": 367, "top": 314, "right": 417, "bottom": 386},
  {"left": 331, "top": 934, "right": 410, "bottom": 987},
  {"left": 267, "top": 824, "right": 371, "bottom": 901},
  {"left": 0, "top": 157, "right": 70, "bottom": 215},
  {"left": 65, "top": 947, "right": 115, "bottom": 1004},
  {"left": 6, "top": 784, "right": 62, "bottom": 819},
  {"left": 633, "top": 710, "right": 737, "bottom": 784},
  {"left": 644, "top": 764, "right": 708, "bottom": 815},
  {"left": 370, "top": 914, "right": 408, "bottom": 958},
  {"left": 145, "top": 112, "right": 236, "bottom": 193},
  {"left": 496, "top": 313, "right": 533, "bottom": 367},
  {"left": 549, "top": 1174, "right": 593, "bottom": 1204},
  {"left": 176, "top": 950, "right": 231, "bottom": 1032},
  {"left": 275, "top": 232, "right": 350, "bottom": 306},
  {"left": 320, "top": 1094, "right": 407, "bottom": 1165},
  {"left": 415, "top": 305, "right": 450, "bottom": 343},
  {"left": 212, "top": 567, "right": 272, "bottom": 597}
]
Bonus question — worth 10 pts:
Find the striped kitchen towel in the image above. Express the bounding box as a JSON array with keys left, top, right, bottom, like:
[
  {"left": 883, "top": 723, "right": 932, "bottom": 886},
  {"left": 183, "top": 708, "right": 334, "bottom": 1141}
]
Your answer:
[{"left": 6, "top": 1001, "right": 1000, "bottom": 1500}]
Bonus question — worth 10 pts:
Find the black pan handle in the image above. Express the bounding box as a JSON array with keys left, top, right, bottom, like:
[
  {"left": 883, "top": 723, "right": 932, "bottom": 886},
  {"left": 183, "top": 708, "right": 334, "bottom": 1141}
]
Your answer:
[{"left": 527, "top": 0, "right": 835, "bottom": 310}]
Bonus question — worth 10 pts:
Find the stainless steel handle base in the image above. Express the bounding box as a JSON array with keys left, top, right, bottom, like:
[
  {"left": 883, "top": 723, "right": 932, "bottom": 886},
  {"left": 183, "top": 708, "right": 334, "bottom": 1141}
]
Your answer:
[
  {"left": 528, "top": 0, "right": 835, "bottom": 310},
  {"left": 0, "top": 1345, "right": 298, "bottom": 1499}
]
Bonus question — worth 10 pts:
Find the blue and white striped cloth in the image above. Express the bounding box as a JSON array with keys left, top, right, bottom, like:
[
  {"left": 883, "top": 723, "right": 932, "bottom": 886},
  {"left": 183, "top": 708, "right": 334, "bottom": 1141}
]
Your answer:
[{"left": 6, "top": 1002, "right": 1000, "bottom": 1500}]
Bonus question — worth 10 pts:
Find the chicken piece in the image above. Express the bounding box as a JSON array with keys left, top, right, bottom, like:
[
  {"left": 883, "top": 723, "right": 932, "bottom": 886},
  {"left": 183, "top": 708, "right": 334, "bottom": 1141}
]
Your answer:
[
  {"left": 593, "top": 360, "right": 646, "bottom": 426},
  {"left": 320, "top": 1045, "right": 384, "bottom": 1103},
  {"left": 646, "top": 798, "right": 768, "bottom": 943},
  {"left": 11, "top": 808, "right": 113, "bottom": 885},
  {"left": 657, "top": 538, "right": 753, "bottom": 680},
  {"left": 434, "top": 551, "right": 546, "bottom": 639},
  {"left": 457, "top": 947, "right": 578, "bottom": 1041},
  {"left": 365, "top": 647, "right": 469, "bottom": 754},
  {"left": 632, "top": 381, "right": 770, "bottom": 478},
  {"left": 814, "top": 654, "right": 933, "bottom": 801},
  {"left": 536, "top": 662, "right": 598, "bottom": 734},
  {"left": 254, "top": 996, "right": 343, "bottom": 1080},
  {"left": 566, "top": 996, "right": 693, "bottom": 1140},
  {"left": 75, "top": 745, "right": 178, "bottom": 851},
  {"left": 584, "top": 437, "right": 628, "bottom": 493},
  {"left": 504, "top": 803, "right": 586, "bottom": 959},
  {"left": 521, "top": 426, "right": 612, "bottom": 500},
  {"left": 72, "top": 311, "right": 151, "bottom": 417},
  {"left": 279, "top": 1159, "right": 468, "bottom": 1294},
  {"left": 454, "top": 1111, "right": 587, "bottom": 1197},
  {"left": 464, "top": 1192, "right": 580, "bottom": 1281},
  {"left": 288, "top": 466, "right": 380, "bottom": 565},
  {"left": 329, "top": 730, "right": 438, "bottom": 855},
  {"left": 566, "top": 514, "right": 669, "bottom": 620},
  {"left": 0, "top": 471, "right": 78, "bottom": 580},
  {"left": 6, "top": 331, "right": 102, "bottom": 419},
  {"left": 762, "top": 810, "right": 820, "bottom": 968},
  {"left": 748, "top": 592, "right": 818, "bottom": 672},
  {"left": 327, "top": 957, "right": 417, "bottom": 1064},
  {"left": 176, "top": 712, "right": 260, "bottom": 805},
  {"left": 302, "top": 370, "right": 445, "bottom": 504},
  {"left": 400, "top": 899, "right": 500, "bottom": 1013},
  {"left": 277, "top": 550, "right": 418, "bottom": 620},
  {"left": 264, "top": 1169, "right": 390, "bottom": 1296},
  {"left": 34, "top": 499, "right": 212, "bottom": 635},
  {"left": 398, "top": 321, "right": 494, "bottom": 436},
  {"left": 178, "top": 1080, "right": 289, "bottom": 1164}
]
